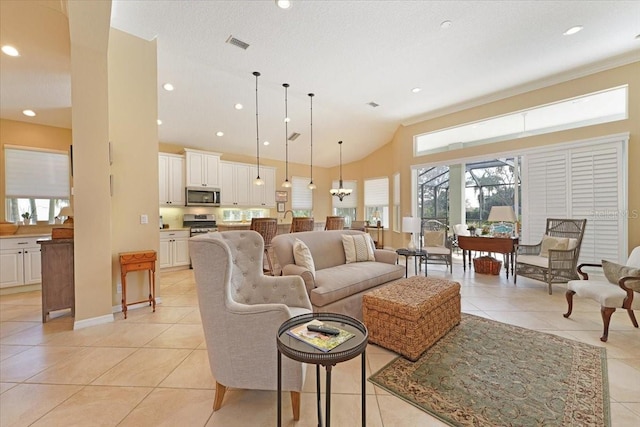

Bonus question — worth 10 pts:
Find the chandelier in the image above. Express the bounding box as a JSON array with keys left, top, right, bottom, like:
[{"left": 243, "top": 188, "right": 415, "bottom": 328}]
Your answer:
[{"left": 329, "top": 140, "right": 352, "bottom": 201}]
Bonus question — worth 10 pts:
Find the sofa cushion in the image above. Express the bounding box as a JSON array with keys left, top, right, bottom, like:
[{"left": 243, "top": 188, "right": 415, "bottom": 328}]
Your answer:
[
  {"left": 602, "top": 260, "right": 640, "bottom": 292},
  {"left": 310, "top": 262, "right": 404, "bottom": 307},
  {"left": 293, "top": 239, "right": 315, "bottom": 278},
  {"left": 540, "top": 235, "right": 569, "bottom": 257},
  {"left": 342, "top": 234, "right": 375, "bottom": 263}
]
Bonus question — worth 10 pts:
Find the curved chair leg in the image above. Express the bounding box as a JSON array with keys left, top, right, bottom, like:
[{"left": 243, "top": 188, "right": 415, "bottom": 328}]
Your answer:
[
  {"left": 600, "top": 307, "right": 616, "bottom": 342},
  {"left": 213, "top": 381, "right": 227, "bottom": 411},
  {"left": 291, "top": 391, "right": 301, "bottom": 421},
  {"left": 628, "top": 309, "right": 639, "bottom": 328},
  {"left": 563, "top": 290, "right": 575, "bottom": 318}
]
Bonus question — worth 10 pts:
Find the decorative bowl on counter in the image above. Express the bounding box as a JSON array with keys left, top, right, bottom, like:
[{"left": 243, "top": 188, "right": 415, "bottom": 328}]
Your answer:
[{"left": 0, "top": 222, "right": 19, "bottom": 236}]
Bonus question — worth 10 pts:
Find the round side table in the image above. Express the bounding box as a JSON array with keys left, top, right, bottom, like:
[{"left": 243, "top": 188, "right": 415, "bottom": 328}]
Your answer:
[{"left": 277, "top": 312, "right": 368, "bottom": 427}]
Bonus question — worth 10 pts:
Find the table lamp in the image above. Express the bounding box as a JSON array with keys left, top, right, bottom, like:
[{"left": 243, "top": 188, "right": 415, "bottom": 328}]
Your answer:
[
  {"left": 487, "top": 206, "right": 516, "bottom": 237},
  {"left": 402, "top": 217, "right": 422, "bottom": 250},
  {"left": 58, "top": 206, "right": 74, "bottom": 224}
]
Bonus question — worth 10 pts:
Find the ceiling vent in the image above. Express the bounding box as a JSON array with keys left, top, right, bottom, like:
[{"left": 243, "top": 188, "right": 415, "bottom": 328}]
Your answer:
[
  {"left": 226, "top": 35, "right": 250, "bottom": 50},
  {"left": 288, "top": 132, "right": 301, "bottom": 141},
  {"left": 367, "top": 101, "right": 380, "bottom": 108}
]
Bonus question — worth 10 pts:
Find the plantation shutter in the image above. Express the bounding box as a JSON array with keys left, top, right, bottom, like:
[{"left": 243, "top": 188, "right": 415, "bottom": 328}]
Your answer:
[
  {"left": 332, "top": 180, "right": 357, "bottom": 208},
  {"left": 5, "top": 147, "right": 70, "bottom": 198},
  {"left": 522, "top": 136, "right": 625, "bottom": 263},
  {"left": 291, "top": 176, "right": 312, "bottom": 210}
]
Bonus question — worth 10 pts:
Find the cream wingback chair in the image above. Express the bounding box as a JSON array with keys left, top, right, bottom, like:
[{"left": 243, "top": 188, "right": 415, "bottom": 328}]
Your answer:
[
  {"left": 564, "top": 246, "right": 640, "bottom": 342},
  {"left": 189, "top": 230, "right": 312, "bottom": 420}
]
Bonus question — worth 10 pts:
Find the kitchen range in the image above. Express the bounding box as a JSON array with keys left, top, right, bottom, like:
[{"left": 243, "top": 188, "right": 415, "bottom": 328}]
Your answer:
[{"left": 183, "top": 214, "right": 218, "bottom": 237}]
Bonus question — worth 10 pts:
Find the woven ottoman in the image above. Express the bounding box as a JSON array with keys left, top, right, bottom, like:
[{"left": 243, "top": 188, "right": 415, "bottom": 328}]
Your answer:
[{"left": 362, "top": 276, "right": 461, "bottom": 361}]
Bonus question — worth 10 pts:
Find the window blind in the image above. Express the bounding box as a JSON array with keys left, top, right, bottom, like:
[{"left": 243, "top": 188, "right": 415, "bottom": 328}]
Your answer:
[
  {"left": 331, "top": 180, "right": 357, "bottom": 208},
  {"left": 292, "top": 176, "right": 312, "bottom": 210},
  {"left": 5, "top": 148, "right": 70, "bottom": 199},
  {"left": 364, "top": 177, "right": 389, "bottom": 207},
  {"left": 521, "top": 137, "right": 625, "bottom": 263}
]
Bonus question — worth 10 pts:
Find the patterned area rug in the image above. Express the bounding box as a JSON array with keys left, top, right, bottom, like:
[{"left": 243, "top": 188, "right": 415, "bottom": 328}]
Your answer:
[{"left": 369, "top": 314, "right": 610, "bottom": 426}]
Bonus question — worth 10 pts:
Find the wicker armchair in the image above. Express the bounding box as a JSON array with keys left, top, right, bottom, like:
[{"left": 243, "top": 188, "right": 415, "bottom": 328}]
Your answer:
[
  {"left": 290, "top": 217, "right": 314, "bottom": 233},
  {"left": 250, "top": 218, "right": 278, "bottom": 275},
  {"left": 324, "top": 216, "right": 345, "bottom": 230},
  {"left": 350, "top": 220, "right": 369, "bottom": 231},
  {"left": 515, "top": 218, "right": 587, "bottom": 294}
]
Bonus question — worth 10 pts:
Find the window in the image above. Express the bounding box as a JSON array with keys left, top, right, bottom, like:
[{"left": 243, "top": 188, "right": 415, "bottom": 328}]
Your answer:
[
  {"left": 4, "top": 147, "right": 70, "bottom": 223},
  {"left": 522, "top": 135, "right": 627, "bottom": 264},
  {"left": 291, "top": 176, "right": 313, "bottom": 217},
  {"left": 415, "top": 86, "right": 628, "bottom": 156},
  {"left": 221, "top": 209, "right": 268, "bottom": 222},
  {"left": 332, "top": 180, "right": 357, "bottom": 227},
  {"left": 364, "top": 177, "right": 389, "bottom": 228},
  {"left": 393, "top": 173, "right": 400, "bottom": 231}
]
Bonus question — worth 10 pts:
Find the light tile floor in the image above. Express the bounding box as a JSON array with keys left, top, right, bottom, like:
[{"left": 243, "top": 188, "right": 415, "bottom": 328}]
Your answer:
[{"left": 1, "top": 259, "right": 639, "bottom": 426}]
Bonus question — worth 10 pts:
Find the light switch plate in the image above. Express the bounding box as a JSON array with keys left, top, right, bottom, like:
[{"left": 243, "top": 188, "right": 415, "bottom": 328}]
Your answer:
[{"left": 140, "top": 214, "right": 148, "bottom": 224}]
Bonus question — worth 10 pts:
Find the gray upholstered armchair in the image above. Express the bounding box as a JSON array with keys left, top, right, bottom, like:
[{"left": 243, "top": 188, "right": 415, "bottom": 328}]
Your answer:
[
  {"left": 515, "top": 218, "right": 587, "bottom": 294},
  {"left": 189, "top": 230, "right": 312, "bottom": 421}
]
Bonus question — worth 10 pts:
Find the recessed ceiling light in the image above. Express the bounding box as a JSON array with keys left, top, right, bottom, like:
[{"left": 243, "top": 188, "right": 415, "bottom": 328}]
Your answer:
[
  {"left": 276, "top": 0, "right": 291, "bottom": 9},
  {"left": 157, "top": 119, "right": 162, "bottom": 125},
  {"left": 234, "top": 103, "right": 243, "bottom": 110},
  {"left": 263, "top": 141, "right": 270, "bottom": 146},
  {"left": 1, "top": 45, "right": 20, "bottom": 56},
  {"left": 440, "top": 20, "right": 452, "bottom": 29},
  {"left": 216, "top": 131, "right": 224, "bottom": 137},
  {"left": 162, "top": 83, "right": 174, "bottom": 91},
  {"left": 412, "top": 87, "right": 422, "bottom": 93},
  {"left": 22, "top": 109, "right": 36, "bottom": 117},
  {"left": 563, "top": 26, "right": 583, "bottom": 36},
  {"left": 284, "top": 117, "right": 291, "bottom": 123}
]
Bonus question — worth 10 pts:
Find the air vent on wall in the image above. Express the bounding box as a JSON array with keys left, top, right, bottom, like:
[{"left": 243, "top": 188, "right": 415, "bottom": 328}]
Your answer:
[
  {"left": 226, "top": 35, "right": 250, "bottom": 50},
  {"left": 367, "top": 101, "right": 380, "bottom": 108},
  {"left": 288, "top": 132, "right": 301, "bottom": 141}
]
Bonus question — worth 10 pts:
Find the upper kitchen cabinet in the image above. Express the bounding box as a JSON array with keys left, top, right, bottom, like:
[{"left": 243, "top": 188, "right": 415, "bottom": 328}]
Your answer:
[
  {"left": 250, "top": 165, "right": 276, "bottom": 208},
  {"left": 158, "top": 153, "right": 185, "bottom": 206},
  {"left": 184, "top": 148, "right": 221, "bottom": 188},
  {"left": 220, "top": 161, "right": 251, "bottom": 206}
]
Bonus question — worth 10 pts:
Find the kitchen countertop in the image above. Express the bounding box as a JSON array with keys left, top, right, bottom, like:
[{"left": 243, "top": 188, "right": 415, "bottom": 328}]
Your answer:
[
  {"left": 160, "top": 228, "right": 190, "bottom": 232},
  {"left": 0, "top": 233, "right": 51, "bottom": 239}
]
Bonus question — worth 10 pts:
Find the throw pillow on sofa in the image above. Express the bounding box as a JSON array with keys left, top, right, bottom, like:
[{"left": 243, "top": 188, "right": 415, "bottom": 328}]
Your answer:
[
  {"left": 342, "top": 234, "right": 375, "bottom": 263},
  {"left": 539, "top": 235, "right": 569, "bottom": 257},
  {"left": 293, "top": 238, "right": 316, "bottom": 278},
  {"left": 602, "top": 259, "right": 640, "bottom": 292}
]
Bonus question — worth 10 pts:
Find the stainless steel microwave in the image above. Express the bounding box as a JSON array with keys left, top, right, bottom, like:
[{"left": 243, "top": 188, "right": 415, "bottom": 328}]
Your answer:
[{"left": 185, "top": 187, "right": 221, "bottom": 206}]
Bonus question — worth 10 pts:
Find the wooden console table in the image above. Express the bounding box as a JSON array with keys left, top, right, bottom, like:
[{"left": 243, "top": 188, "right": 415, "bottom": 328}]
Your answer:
[
  {"left": 365, "top": 224, "right": 385, "bottom": 249},
  {"left": 119, "top": 250, "right": 156, "bottom": 319},
  {"left": 457, "top": 236, "right": 518, "bottom": 278}
]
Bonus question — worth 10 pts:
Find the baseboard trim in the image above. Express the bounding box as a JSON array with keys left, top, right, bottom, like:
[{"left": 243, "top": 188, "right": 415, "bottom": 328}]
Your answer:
[{"left": 74, "top": 314, "right": 114, "bottom": 330}]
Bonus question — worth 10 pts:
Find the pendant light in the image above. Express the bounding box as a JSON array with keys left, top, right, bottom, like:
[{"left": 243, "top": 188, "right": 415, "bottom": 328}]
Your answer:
[
  {"left": 253, "top": 71, "right": 264, "bottom": 186},
  {"left": 307, "top": 93, "right": 317, "bottom": 190},
  {"left": 281, "top": 83, "right": 292, "bottom": 188},
  {"left": 330, "top": 140, "right": 352, "bottom": 200}
]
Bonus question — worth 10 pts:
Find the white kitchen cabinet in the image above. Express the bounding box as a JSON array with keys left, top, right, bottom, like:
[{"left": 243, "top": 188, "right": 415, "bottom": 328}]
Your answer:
[
  {"left": 159, "top": 230, "right": 190, "bottom": 269},
  {"left": 184, "top": 149, "right": 221, "bottom": 188},
  {"left": 159, "top": 153, "right": 185, "bottom": 206},
  {"left": 250, "top": 165, "right": 276, "bottom": 208},
  {"left": 220, "top": 161, "right": 251, "bottom": 206},
  {"left": 0, "top": 236, "right": 42, "bottom": 288}
]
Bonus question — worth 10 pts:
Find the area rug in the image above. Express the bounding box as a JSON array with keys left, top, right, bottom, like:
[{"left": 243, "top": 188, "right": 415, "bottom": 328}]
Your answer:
[{"left": 369, "top": 314, "right": 610, "bottom": 426}]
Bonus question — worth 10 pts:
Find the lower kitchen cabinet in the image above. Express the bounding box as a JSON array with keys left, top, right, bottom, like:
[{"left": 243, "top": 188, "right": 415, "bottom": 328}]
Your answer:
[
  {"left": 0, "top": 236, "right": 43, "bottom": 289},
  {"left": 39, "top": 238, "right": 74, "bottom": 322},
  {"left": 159, "top": 230, "right": 190, "bottom": 269}
]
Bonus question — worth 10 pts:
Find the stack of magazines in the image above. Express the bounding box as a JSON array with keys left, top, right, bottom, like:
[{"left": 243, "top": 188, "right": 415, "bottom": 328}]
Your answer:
[{"left": 287, "top": 320, "right": 355, "bottom": 352}]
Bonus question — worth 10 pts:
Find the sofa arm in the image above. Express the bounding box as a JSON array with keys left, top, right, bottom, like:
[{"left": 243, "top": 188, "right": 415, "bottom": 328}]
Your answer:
[
  {"left": 374, "top": 249, "right": 398, "bottom": 265},
  {"left": 282, "top": 264, "right": 316, "bottom": 293}
]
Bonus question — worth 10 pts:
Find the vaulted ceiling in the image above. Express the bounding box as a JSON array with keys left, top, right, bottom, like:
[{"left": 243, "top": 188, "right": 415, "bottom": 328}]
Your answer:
[{"left": 1, "top": 1, "right": 639, "bottom": 167}]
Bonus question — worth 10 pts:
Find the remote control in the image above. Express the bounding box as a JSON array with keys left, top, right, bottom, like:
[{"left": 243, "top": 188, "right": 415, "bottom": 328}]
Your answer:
[{"left": 307, "top": 324, "right": 340, "bottom": 336}]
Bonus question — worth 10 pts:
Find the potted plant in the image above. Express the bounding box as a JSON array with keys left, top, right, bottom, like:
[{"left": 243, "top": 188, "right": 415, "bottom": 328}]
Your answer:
[{"left": 21, "top": 211, "right": 32, "bottom": 225}]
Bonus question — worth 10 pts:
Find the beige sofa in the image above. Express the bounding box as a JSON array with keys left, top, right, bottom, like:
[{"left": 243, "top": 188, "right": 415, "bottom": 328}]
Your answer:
[{"left": 272, "top": 229, "right": 404, "bottom": 320}]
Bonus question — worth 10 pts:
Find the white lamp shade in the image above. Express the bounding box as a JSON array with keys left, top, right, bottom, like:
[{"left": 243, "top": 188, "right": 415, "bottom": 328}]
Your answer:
[
  {"left": 488, "top": 206, "right": 516, "bottom": 222},
  {"left": 58, "top": 206, "right": 73, "bottom": 217},
  {"left": 402, "top": 217, "right": 422, "bottom": 233}
]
